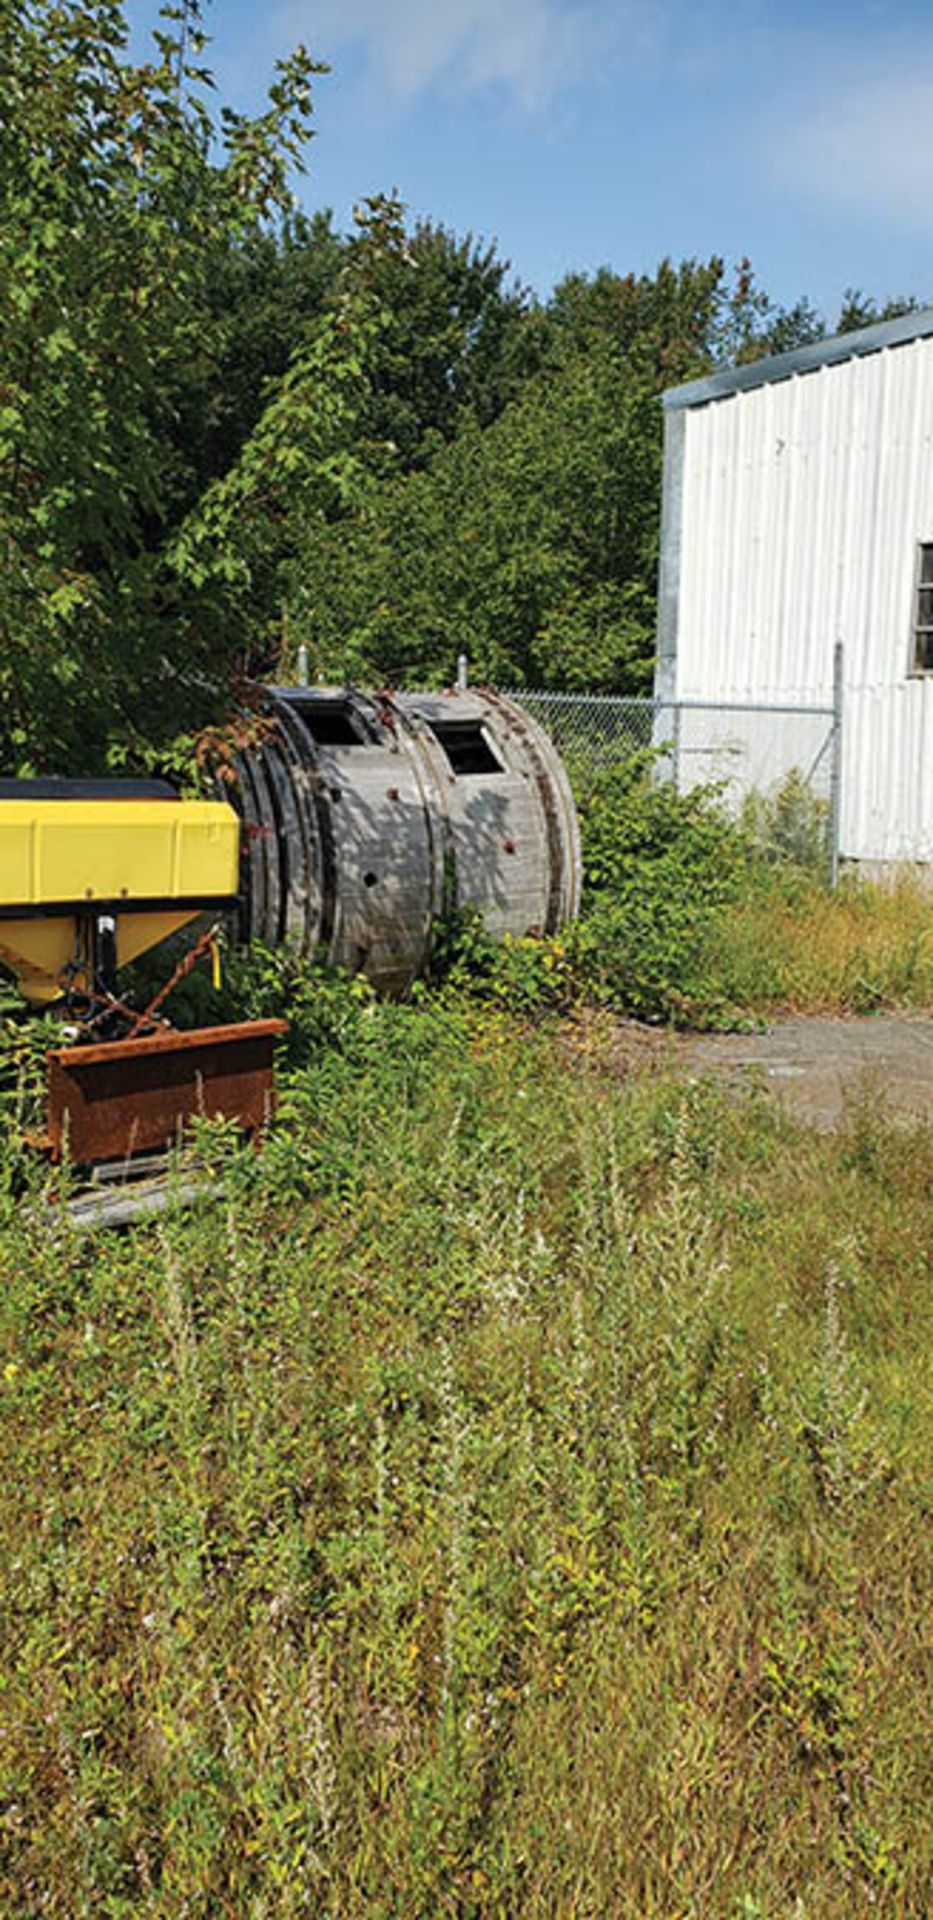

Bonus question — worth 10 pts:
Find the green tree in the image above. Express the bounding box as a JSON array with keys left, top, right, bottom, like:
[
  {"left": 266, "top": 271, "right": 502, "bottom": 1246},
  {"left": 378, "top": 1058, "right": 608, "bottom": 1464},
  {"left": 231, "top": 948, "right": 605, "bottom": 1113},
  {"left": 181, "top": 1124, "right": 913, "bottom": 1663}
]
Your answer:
[
  {"left": 545, "top": 256, "right": 726, "bottom": 384},
  {"left": 0, "top": 0, "right": 323, "bottom": 771},
  {"left": 347, "top": 219, "right": 538, "bottom": 468},
  {"left": 170, "top": 195, "right": 410, "bottom": 677},
  {"left": 545, "top": 256, "right": 826, "bottom": 378},
  {"left": 290, "top": 337, "right": 662, "bottom": 692},
  {"left": 836, "top": 288, "right": 921, "bottom": 335},
  {"left": 280, "top": 254, "right": 864, "bottom": 697},
  {"left": 709, "top": 259, "right": 825, "bottom": 365},
  {"left": 170, "top": 209, "right": 346, "bottom": 502},
  {"left": 284, "top": 256, "right": 788, "bottom": 694}
]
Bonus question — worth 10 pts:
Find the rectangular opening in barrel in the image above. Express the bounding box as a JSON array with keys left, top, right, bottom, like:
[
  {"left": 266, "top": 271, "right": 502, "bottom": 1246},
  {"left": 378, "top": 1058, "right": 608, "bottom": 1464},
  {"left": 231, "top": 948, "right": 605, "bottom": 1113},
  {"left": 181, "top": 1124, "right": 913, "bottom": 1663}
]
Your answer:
[
  {"left": 428, "top": 722, "right": 503, "bottom": 776},
  {"left": 292, "top": 700, "right": 364, "bottom": 746}
]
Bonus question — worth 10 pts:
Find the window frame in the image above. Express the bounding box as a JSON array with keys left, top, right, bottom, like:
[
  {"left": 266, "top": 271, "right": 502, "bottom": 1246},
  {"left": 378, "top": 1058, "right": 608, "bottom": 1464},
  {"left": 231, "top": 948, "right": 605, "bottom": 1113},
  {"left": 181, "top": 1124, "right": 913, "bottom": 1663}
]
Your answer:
[{"left": 909, "top": 541, "right": 933, "bottom": 675}]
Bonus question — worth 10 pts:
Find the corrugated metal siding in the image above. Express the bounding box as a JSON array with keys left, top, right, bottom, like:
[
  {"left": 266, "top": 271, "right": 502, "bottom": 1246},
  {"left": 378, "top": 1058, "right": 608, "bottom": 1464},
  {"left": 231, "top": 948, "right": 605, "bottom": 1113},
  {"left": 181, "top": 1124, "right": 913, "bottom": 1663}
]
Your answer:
[{"left": 675, "top": 338, "right": 933, "bottom": 860}]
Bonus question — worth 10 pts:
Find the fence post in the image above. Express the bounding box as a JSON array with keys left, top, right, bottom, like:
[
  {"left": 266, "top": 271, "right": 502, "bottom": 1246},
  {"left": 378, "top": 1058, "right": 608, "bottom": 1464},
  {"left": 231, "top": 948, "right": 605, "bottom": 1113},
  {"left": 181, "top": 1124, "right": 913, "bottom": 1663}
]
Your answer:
[
  {"left": 828, "top": 641, "right": 844, "bottom": 888},
  {"left": 671, "top": 699, "right": 682, "bottom": 793}
]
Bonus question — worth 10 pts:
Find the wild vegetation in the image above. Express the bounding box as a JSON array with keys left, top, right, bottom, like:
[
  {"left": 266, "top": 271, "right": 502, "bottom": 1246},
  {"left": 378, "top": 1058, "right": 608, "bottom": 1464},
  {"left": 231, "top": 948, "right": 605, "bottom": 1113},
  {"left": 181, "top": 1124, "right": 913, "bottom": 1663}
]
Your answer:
[{"left": 2, "top": 990, "right": 932, "bottom": 1917}]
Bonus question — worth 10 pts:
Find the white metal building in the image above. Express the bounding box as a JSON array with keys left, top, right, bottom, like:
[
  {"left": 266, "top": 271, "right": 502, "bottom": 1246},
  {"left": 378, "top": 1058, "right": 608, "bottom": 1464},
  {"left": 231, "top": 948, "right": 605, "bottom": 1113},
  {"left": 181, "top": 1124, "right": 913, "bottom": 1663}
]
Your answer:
[{"left": 655, "top": 310, "right": 933, "bottom": 866}]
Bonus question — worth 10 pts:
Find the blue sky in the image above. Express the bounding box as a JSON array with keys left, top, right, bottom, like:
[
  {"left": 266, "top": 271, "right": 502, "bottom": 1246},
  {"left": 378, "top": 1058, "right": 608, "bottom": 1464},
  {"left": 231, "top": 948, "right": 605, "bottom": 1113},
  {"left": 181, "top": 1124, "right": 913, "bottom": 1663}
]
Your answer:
[{"left": 134, "top": 0, "right": 932, "bottom": 318}]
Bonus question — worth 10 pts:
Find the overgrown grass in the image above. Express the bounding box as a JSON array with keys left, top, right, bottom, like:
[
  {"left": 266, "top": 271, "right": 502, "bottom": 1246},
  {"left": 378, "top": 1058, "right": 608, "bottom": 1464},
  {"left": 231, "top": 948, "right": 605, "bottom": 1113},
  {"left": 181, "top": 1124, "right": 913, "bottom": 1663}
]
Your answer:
[
  {"left": 715, "top": 869, "right": 933, "bottom": 1015},
  {"left": 1, "top": 995, "right": 932, "bottom": 1917}
]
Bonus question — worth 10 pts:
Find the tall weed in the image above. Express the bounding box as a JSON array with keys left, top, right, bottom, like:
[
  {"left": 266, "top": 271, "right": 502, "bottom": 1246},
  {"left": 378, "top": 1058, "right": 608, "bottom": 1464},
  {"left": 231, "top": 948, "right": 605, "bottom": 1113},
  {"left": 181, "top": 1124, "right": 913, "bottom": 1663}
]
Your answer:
[{"left": 2, "top": 1015, "right": 931, "bottom": 1915}]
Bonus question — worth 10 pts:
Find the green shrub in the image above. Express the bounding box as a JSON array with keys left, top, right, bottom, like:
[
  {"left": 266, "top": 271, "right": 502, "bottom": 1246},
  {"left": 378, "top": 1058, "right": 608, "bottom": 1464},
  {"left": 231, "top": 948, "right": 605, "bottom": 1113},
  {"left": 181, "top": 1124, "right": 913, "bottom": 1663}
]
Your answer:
[
  {"left": 572, "top": 757, "right": 769, "bottom": 1025},
  {"left": 578, "top": 751, "right": 754, "bottom": 905},
  {"left": 0, "top": 991, "right": 62, "bottom": 1185},
  {"left": 741, "top": 768, "right": 831, "bottom": 874},
  {"left": 429, "top": 908, "right": 575, "bottom": 1016}
]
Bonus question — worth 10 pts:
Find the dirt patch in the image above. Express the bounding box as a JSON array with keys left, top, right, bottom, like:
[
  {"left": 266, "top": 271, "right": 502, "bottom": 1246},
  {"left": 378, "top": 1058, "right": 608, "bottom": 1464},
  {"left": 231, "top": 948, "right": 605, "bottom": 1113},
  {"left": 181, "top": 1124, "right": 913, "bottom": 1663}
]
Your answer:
[{"left": 569, "top": 1011, "right": 933, "bottom": 1128}]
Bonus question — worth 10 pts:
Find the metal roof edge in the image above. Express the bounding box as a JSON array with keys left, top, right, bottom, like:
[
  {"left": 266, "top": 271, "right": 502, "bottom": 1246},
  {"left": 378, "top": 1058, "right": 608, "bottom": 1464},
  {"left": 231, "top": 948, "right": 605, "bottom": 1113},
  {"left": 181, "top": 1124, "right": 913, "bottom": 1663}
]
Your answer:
[{"left": 663, "top": 307, "right": 933, "bottom": 410}]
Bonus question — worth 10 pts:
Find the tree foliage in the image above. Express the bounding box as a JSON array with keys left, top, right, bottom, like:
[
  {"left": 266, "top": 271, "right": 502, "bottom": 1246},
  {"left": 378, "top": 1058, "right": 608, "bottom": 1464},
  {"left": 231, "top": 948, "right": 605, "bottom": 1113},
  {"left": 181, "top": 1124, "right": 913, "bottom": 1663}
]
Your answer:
[
  {"left": 544, "top": 256, "right": 725, "bottom": 382},
  {"left": 291, "top": 338, "right": 663, "bottom": 691},
  {"left": 282, "top": 255, "right": 835, "bottom": 692},
  {"left": 836, "top": 289, "right": 920, "bottom": 335},
  {"left": 174, "top": 209, "right": 345, "bottom": 500},
  {"left": 0, "top": 0, "right": 323, "bottom": 769},
  {"left": 171, "top": 195, "right": 409, "bottom": 678},
  {"left": 348, "top": 219, "right": 537, "bottom": 469}
]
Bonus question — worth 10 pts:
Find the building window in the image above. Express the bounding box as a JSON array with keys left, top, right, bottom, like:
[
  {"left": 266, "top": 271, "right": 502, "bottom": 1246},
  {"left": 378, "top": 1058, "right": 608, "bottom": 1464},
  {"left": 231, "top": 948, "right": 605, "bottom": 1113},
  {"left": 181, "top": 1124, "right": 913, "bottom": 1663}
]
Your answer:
[{"left": 912, "top": 543, "right": 933, "bottom": 672}]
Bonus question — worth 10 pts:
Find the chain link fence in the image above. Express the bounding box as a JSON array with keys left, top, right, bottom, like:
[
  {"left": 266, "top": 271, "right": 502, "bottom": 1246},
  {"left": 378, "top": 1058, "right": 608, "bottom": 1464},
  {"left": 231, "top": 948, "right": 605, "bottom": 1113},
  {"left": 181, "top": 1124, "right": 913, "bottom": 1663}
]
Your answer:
[{"left": 505, "top": 687, "right": 842, "bottom": 880}]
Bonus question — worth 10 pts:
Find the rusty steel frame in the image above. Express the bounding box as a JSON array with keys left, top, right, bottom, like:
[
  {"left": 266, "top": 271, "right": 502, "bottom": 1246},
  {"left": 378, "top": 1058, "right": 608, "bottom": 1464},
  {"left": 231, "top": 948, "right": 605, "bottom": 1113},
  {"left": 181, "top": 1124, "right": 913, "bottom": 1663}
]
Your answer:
[{"left": 43, "top": 1019, "right": 288, "bottom": 1164}]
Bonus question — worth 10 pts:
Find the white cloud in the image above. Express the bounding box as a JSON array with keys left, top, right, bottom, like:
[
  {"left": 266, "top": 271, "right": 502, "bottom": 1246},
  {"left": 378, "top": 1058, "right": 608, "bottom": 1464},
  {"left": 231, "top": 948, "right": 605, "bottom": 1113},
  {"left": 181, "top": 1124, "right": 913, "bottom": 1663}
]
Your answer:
[
  {"left": 301, "top": 0, "right": 613, "bottom": 113},
  {"left": 774, "top": 63, "right": 933, "bottom": 230}
]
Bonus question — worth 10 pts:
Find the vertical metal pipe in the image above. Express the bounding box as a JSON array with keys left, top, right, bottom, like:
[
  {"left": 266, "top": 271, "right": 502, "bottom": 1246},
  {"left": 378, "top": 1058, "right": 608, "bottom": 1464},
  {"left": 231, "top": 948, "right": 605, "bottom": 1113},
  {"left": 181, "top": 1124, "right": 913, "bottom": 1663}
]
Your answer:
[
  {"left": 828, "top": 640, "right": 844, "bottom": 888},
  {"left": 671, "top": 698, "right": 682, "bottom": 793},
  {"left": 456, "top": 654, "right": 468, "bottom": 692}
]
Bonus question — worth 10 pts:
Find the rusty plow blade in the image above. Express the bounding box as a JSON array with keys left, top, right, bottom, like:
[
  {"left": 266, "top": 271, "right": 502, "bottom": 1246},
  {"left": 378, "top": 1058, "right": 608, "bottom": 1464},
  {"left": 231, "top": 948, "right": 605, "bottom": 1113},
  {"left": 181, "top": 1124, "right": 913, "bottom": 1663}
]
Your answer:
[{"left": 41, "top": 1020, "right": 288, "bottom": 1164}]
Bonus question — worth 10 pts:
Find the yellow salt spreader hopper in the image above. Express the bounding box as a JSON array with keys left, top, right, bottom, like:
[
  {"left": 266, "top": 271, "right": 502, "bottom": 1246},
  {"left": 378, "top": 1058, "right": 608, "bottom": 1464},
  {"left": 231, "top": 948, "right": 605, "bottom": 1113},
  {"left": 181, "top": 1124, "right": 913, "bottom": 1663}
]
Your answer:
[{"left": 0, "top": 778, "right": 285, "bottom": 1165}]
